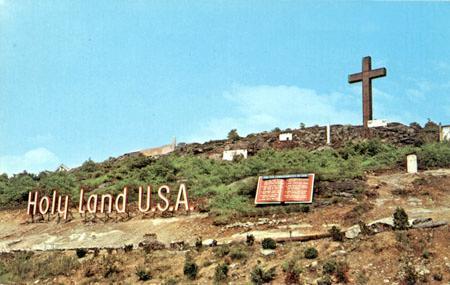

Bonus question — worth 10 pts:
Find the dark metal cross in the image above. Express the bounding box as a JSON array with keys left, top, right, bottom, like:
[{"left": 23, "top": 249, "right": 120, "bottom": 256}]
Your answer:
[{"left": 348, "top": 56, "right": 387, "bottom": 128}]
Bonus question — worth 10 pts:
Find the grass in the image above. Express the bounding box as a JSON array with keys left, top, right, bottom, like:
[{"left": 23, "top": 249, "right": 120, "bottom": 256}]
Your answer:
[{"left": 1, "top": 140, "right": 449, "bottom": 218}]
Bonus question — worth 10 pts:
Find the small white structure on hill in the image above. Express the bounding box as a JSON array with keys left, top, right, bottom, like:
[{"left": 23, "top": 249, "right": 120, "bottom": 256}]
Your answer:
[
  {"left": 440, "top": 125, "right": 450, "bottom": 142},
  {"left": 368, "top": 119, "right": 388, "bottom": 128},
  {"left": 222, "top": 149, "right": 248, "bottom": 161},
  {"left": 279, "top": 133, "right": 293, "bottom": 141},
  {"left": 56, "top": 164, "right": 70, "bottom": 172},
  {"left": 407, "top": 154, "right": 418, "bottom": 174}
]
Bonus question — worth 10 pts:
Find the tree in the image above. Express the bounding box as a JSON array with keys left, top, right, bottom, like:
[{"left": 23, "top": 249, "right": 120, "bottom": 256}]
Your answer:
[{"left": 227, "top": 129, "right": 240, "bottom": 141}]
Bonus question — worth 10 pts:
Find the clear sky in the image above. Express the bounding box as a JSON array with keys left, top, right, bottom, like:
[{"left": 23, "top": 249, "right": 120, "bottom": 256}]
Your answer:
[{"left": 1, "top": 1, "right": 449, "bottom": 174}]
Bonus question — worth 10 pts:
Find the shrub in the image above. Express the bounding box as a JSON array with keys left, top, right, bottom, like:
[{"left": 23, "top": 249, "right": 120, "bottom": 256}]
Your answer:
[
  {"left": 329, "top": 226, "right": 344, "bottom": 241},
  {"left": 393, "top": 207, "right": 409, "bottom": 230},
  {"left": 322, "top": 259, "right": 337, "bottom": 274},
  {"left": 124, "top": 244, "right": 133, "bottom": 252},
  {"left": 183, "top": 258, "right": 198, "bottom": 280},
  {"left": 135, "top": 265, "right": 151, "bottom": 281},
  {"left": 304, "top": 247, "right": 318, "bottom": 259},
  {"left": 230, "top": 246, "right": 247, "bottom": 260},
  {"left": 214, "top": 245, "right": 230, "bottom": 258},
  {"left": 250, "top": 265, "right": 276, "bottom": 285},
  {"left": 432, "top": 272, "right": 443, "bottom": 281},
  {"left": 195, "top": 237, "right": 202, "bottom": 250},
  {"left": 283, "top": 259, "right": 301, "bottom": 285},
  {"left": 76, "top": 248, "right": 88, "bottom": 258},
  {"left": 300, "top": 205, "right": 310, "bottom": 213},
  {"left": 261, "top": 238, "right": 277, "bottom": 250},
  {"left": 214, "top": 263, "right": 229, "bottom": 283},
  {"left": 335, "top": 261, "right": 349, "bottom": 283},
  {"left": 102, "top": 256, "right": 121, "bottom": 278},
  {"left": 246, "top": 234, "right": 255, "bottom": 246},
  {"left": 227, "top": 129, "right": 240, "bottom": 141}
]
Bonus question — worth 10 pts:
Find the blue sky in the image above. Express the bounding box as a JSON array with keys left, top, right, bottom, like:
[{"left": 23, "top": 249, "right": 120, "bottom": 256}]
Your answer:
[{"left": 1, "top": 1, "right": 449, "bottom": 174}]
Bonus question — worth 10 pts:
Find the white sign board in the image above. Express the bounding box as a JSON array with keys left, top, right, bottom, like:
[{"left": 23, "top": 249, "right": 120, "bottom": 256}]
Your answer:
[
  {"left": 368, "top": 119, "right": 388, "bottom": 128},
  {"left": 407, "top": 154, "right": 418, "bottom": 174},
  {"left": 441, "top": 125, "right": 450, "bottom": 142},
  {"left": 279, "top": 133, "right": 293, "bottom": 141},
  {"left": 222, "top": 149, "right": 248, "bottom": 161}
]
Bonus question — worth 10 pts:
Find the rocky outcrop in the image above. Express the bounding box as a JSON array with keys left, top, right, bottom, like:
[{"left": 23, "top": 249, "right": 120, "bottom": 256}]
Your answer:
[{"left": 176, "top": 123, "right": 439, "bottom": 158}]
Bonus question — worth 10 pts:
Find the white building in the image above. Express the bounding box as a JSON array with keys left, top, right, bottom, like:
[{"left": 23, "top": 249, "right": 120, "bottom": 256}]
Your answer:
[
  {"left": 440, "top": 125, "right": 450, "bottom": 142},
  {"left": 279, "top": 133, "right": 293, "bottom": 141},
  {"left": 222, "top": 149, "right": 248, "bottom": 161},
  {"left": 368, "top": 119, "right": 388, "bottom": 128}
]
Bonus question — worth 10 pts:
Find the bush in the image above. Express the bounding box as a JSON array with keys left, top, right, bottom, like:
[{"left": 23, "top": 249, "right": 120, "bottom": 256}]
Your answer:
[
  {"left": 214, "top": 245, "right": 230, "bottom": 258},
  {"left": 135, "top": 265, "right": 152, "bottom": 281},
  {"left": 246, "top": 234, "right": 255, "bottom": 246},
  {"left": 261, "top": 238, "right": 277, "bottom": 250},
  {"left": 283, "top": 259, "right": 301, "bottom": 285},
  {"left": 76, "top": 248, "right": 88, "bottom": 258},
  {"left": 335, "top": 261, "right": 349, "bottom": 283},
  {"left": 250, "top": 265, "right": 276, "bottom": 285},
  {"left": 124, "top": 244, "right": 133, "bottom": 252},
  {"left": 227, "top": 129, "right": 240, "bottom": 141},
  {"left": 183, "top": 258, "right": 198, "bottom": 280},
  {"left": 214, "top": 263, "right": 229, "bottom": 283},
  {"left": 304, "top": 247, "right": 318, "bottom": 259},
  {"left": 230, "top": 246, "right": 247, "bottom": 260},
  {"left": 393, "top": 207, "right": 409, "bottom": 230},
  {"left": 195, "top": 237, "right": 202, "bottom": 250},
  {"left": 322, "top": 259, "right": 337, "bottom": 274},
  {"left": 329, "top": 226, "right": 344, "bottom": 241}
]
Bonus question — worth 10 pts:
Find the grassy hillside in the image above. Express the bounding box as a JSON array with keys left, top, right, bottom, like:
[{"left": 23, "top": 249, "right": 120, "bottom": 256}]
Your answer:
[{"left": 1, "top": 140, "right": 449, "bottom": 218}]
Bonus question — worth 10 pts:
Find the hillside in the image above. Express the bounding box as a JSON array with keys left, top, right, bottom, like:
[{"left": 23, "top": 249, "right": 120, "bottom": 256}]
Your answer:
[{"left": 0, "top": 122, "right": 449, "bottom": 284}]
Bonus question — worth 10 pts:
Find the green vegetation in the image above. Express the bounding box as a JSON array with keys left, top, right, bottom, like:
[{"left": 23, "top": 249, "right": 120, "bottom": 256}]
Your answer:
[
  {"left": 1, "top": 140, "right": 449, "bottom": 221},
  {"left": 393, "top": 207, "right": 409, "bottom": 230},
  {"left": 213, "top": 263, "right": 229, "bottom": 283},
  {"left": 183, "top": 257, "right": 198, "bottom": 280},
  {"left": 261, "top": 238, "right": 277, "bottom": 250},
  {"left": 250, "top": 265, "right": 276, "bottom": 285},
  {"left": 329, "top": 226, "right": 345, "bottom": 242},
  {"left": 304, "top": 247, "right": 318, "bottom": 259},
  {"left": 135, "top": 265, "right": 152, "bottom": 281}
]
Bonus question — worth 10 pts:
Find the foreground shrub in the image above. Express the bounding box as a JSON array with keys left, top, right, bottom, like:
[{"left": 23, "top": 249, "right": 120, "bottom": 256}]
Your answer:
[
  {"left": 304, "top": 247, "right": 318, "bottom": 259},
  {"left": 250, "top": 265, "right": 276, "bottom": 285},
  {"left": 329, "top": 226, "right": 344, "bottom": 241},
  {"left": 261, "top": 238, "right": 277, "bottom": 250},
  {"left": 393, "top": 207, "right": 409, "bottom": 230},
  {"left": 214, "top": 263, "right": 229, "bottom": 283},
  {"left": 214, "top": 245, "right": 230, "bottom": 258},
  {"left": 230, "top": 246, "right": 247, "bottom": 260},
  {"left": 283, "top": 259, "right": 302, "bottom": 285},
  {"left": 322, "top": 259, "right": 337, "bottom": 274},
  {"left": 135, "top": 265, "right": 152, "bottom": 281},
  {"left": 246, "top": 234, "right": 255, "bottom": 246},
  {"left": 183, "top": 258, "right": 198, "bottom": 280},
  {"left": 76, "top": 248, "right": 87, "bottom": 258}
]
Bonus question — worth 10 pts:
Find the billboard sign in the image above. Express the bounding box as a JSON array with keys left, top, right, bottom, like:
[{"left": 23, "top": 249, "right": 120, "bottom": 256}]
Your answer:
[{"left": 255, "top": 174, "right": 315, "bottom": 204}]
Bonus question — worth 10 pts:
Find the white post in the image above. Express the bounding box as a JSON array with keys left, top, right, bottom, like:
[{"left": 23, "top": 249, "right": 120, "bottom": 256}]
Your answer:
[
  {"left": 326, "top": 124, "right": 331, "bottom": 145},
  {"left": 407, "top": 154, "right": 418, "bottom": 174}
]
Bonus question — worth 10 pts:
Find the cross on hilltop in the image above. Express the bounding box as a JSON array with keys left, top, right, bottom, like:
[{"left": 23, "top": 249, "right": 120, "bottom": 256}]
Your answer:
[{"left": 348, "top": 56, "right": 387, "bottom": 128}]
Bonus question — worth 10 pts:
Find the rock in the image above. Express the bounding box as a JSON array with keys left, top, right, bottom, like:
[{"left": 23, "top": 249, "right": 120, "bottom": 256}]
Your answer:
[
  {"left": 345, "top": 225, "right": 361, "bottom": 239},
  {"left": 203, "top": 239, "right": 217, "bottom": 247},
  {"left": 331, "top": 250, "right": 347, "bottom": 257},
  {"left": 412, "top": 217, "right": 432, "bottom": 225},
  {"left": 260, "top": 249, "right": 276, "bottom": 257}
]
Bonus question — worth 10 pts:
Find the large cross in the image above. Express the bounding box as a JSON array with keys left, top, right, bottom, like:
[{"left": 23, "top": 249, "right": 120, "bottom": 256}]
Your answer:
[{"left": 348, "top": 56, "right": 387, "bottom": 128}]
